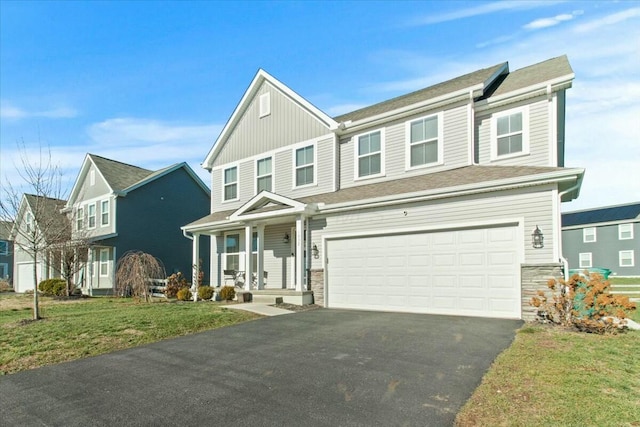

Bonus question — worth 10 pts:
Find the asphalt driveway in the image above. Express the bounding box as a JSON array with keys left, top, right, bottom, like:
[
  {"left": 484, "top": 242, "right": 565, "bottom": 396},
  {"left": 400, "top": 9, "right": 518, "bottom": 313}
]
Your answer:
[{"left": 0, "top": 309, "right": 522, "bottom": 426}]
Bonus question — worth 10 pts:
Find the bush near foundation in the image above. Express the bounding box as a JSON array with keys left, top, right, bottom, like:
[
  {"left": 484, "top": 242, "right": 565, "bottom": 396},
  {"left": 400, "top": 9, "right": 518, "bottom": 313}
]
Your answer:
[
  {"left": 531, "top": 272, "right": 636, "bottom": 333},
  {"left": 198, "top": 286, "right": 214, "bottom": 300},
  {"left": 176, "top": 287, "right": 192, "bottom": 301},
  {"left": 38, "top": 278, "right": 67, "bottom": 296},
  {"left": 165, "top": 272, "right": 188, "bottom": 298},
  {"left": 219, "top": 286, "right": 235, "bottom": 301}
]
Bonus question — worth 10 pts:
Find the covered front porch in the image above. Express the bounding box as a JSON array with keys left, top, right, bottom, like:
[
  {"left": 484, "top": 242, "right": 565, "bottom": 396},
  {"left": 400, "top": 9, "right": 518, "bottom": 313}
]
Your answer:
[{"left": 183, "top": 191, "right": 319, "bottom": 299}]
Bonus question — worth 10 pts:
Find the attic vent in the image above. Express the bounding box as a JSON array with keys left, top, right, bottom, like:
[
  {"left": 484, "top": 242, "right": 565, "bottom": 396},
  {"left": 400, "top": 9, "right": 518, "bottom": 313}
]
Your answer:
[
  {"left": 90, "top": 170, "right": 95, "bottom": 186},
  {"left": 259, "top": 92, "right": 271, "bottom": 118}
]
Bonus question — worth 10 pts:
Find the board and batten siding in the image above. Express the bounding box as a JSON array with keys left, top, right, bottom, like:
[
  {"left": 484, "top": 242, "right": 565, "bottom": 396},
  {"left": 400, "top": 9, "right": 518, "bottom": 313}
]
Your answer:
[
  {"left": 339, "top": 103, "right": 471, "bottom": 189},
  {"left": 475, "top": 96, "right": 551, "bottom": 166},
  {"left": 212, "top": 81, "right": 331, "bottom": 167},
  {"left": 309, "top": 185, "right": 557, "bottom": 270},
  {"left": 76, "top": 166, "right": 111, "bottom": 201}
]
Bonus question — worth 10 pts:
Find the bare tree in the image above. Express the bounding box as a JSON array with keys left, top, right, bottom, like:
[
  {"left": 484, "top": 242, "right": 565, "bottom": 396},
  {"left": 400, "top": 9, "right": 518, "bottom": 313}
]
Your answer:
[
  {"left": 115, "top": 251, "right": 166, "bottom": 302},
  {"left": 0, "top": 142, "right": 68, "bottom": 319}
]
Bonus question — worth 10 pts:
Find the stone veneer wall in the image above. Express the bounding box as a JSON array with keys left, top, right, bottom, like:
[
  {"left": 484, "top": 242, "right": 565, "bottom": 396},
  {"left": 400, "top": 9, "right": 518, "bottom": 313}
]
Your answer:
[
  {"left": 521, "top": 263, "right": 564, "bottom": 321},
  {"left": 310, "top": 269, "right": 325, "bottom": 306}
]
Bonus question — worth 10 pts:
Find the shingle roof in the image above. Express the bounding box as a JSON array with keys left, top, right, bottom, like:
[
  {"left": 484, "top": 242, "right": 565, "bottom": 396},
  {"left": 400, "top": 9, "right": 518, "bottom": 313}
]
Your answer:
[
  {"left": 0, "top": 221, "right": 13, "bottom": 240},
  {"left": 562, "top": 202, "right": 640, "bottom": 227},
  {"left": 89, "top": 154, "right": 153, "bottom": 192},
  {"left": 334, "top": 62, "right": 507, "bottom": 123},
  {"left": 24, "top": 194, "right": 69, "bottom": 242},
  {"left": 186, "top": 165, "right": 577, "bottom": 228}
]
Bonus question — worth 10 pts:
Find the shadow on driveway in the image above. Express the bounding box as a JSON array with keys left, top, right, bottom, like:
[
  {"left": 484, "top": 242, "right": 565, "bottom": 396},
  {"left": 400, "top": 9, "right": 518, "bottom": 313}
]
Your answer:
[{"left": 0, "top": 309, "right": 522, "bottom": 426}]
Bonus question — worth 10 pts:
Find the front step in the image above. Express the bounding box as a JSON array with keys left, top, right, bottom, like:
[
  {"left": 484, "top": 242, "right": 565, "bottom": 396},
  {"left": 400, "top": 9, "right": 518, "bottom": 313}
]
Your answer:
[{"left": 251, "top": 294, "right": 284, "bottom": 304}]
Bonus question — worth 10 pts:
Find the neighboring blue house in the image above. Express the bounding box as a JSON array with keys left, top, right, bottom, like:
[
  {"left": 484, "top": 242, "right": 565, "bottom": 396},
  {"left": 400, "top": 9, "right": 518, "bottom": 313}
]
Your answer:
[
  {"left": 0, "top": 221, "right": 14, "bottom": 283},
  {"left": 65, "top": 154, "right": 211, "bottom": 295},
  {"left": 562, "top": 202, "right": 640, "bottom": 277}
]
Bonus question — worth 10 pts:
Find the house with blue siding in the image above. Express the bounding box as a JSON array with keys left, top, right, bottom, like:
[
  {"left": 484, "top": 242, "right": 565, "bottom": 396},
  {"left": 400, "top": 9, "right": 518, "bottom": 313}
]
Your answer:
[
  {"left": 65, "top": 154, "right": 211, "bottom": 295},
  {"left": 183, "top": 55, "right": 585, "bottom": 320},
  {"left": 1, "top": 221, "right": 15, "bottom": 284},
  {"left": 562, "top": 202, "right": 640, "bottom": 277}
]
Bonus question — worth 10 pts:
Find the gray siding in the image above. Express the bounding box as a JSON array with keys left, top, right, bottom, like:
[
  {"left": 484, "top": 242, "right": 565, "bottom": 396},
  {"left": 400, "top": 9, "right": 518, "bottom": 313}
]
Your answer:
[
  {"left": 475, "top": 96, "right": 552, "bottom": 166},
  {"left": 309, "top": 185, "right": 557, "bottom": 270},
  {"left": 213, "top": 81, "right": 331, "bottom": 167},
  {"left": 78, "top": 166, "right": 111, "bottom": 200},
  {"left": 562, "top": 222, "right": 639, "bottom": 276}
]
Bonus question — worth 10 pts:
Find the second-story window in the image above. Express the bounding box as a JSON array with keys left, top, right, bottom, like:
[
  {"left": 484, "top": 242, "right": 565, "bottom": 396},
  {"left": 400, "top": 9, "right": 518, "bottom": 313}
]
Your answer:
[
  {"left": 408, "top": 114, "right": 440, "bottom": 168},
  {"left": 493, "top": 107, "right": 528, "bottom": 159},
  {"left": 256, "top": 157, "right": 272, "bottom": 193},
  {"left": 356, "top": 130, "right": 383, "bottom": 179},
  {"left": 224, "top": 166, "right": 238, "bottom": 201},
  {"left": 76, "top": 206, "right": 84, "bottom": 231},
  {"left": 295, "top": 145, "right": 314, "bottom": 187},
  {"left": 583, "top": 227, "right": 596, "bottom": 243},
  {"left": 101, "top": 200, "right": 109, "bottom": 226},
  {"left": 619, "top": 223, "right": 633, "bottom": 240},
  {"left": 25, "top": 212, "right": 34, "bottom": 234},
  {"left": 0, "top": 240, "right": 8, "bottom": 255},
  {"left": 88, "top": 203, "right": 96, "bottom": 229}
]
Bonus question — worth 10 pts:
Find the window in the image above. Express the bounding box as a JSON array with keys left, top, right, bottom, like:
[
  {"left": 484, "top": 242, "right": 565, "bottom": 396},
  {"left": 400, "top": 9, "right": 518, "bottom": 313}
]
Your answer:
[
  {"left": 0, "top": 240, "right": 7, "bottom": 255},
  {"left": 620, "top": 250, "right": 635, "bottom": 267},
  {"left": 252, "top": 231, "right": 258, "bottom": 274},
  {"left": 579, "top": 252, "right": 592, "bottom": 268},
  {"left": 0, "top": 263, "right": 7, "bottom": 279},
  {"left": 492, "top": 108, "right": 529, "bottom": 159},
  {"left": 619, "top": 223, "right": 634, "bottom": 240},
  {"left": 259, "top": 92, "right": 271, "bottom": 118},
  {"left": 256, "top": 157, "right": 272, "bottom": 193},
  {"left": 407, "top": 114, "right": 441, "bottom": 167},
  {"left": 99, "top": 249, "right": 109, "bottom": 276},
  {"left": 76, "top": 206, "right": 84, "bottom": 231},
  {"left": 356, "top": 130, "right": 383, "bottom": 178},
  {"left": 225, "top": 233, "right": 240, "bottom": 271},
  {"left": 583, "top": 227, "right": 596, "bottom": 243},
  {"left": 100, "top": 200, "right": 109, "bottom": 226},
  {"left": 295, "top": 145, "right": 314, "bottom": 187},
  {"left": 223, "top": 167, "right": 238, "bottom": 201},
  {"left": 88, "top": 203, "right": 96, "bottom": 229},
  {"left": 25, "top": 212, "right": 33, "bottom": 234}
]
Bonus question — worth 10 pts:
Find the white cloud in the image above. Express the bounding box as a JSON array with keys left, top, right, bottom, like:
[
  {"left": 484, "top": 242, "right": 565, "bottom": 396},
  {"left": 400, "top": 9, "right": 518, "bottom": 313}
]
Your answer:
[
  {"left": 523, "top": 12, "right": 577, "bottom": 30},
  {"left": 0, "top": 101, "right": 78, "bottom": 120},
  {"left": 573, "top": 7, "right": 640, "bottom": 33}
]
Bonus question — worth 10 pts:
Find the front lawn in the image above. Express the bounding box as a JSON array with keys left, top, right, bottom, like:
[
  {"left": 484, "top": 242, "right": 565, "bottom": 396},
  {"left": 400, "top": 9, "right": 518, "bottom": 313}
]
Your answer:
[
  {"left": 456, "top": 309, "right": 640, "bottom": 426},
  {"left": 0, "top": 294, "right": 260, "bottom": 375}
]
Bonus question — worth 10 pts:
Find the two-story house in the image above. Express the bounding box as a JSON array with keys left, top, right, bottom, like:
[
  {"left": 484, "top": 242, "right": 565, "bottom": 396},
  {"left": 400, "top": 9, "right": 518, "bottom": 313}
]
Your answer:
[
  {"left": 11, "top": 195, "right": 68, "bottom": 293},
  {"left": 562, "top": 202, "right": 640, "bottom": 277},
  {"left": 0, "top": 221, "right": 13, "bottom": 283},
  {"left": 65, "top": 154, "right": 211, "bottom": 295},
  {"left": 183, "top": 55, "right": 585, "bottom": 320}
]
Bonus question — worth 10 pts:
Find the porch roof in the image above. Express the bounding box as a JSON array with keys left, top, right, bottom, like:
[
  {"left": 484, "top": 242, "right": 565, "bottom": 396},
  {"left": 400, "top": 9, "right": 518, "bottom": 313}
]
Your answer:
[{"left": 183, "top": 165, "right": 583, "bottom": 231}]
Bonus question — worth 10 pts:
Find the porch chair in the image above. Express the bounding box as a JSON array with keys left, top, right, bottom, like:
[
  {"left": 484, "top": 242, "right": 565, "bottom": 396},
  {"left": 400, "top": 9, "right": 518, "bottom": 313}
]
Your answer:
[
  {"left": 252, "top": 271, "right": 268, "bottom": 288},
  {"left": 223, "top": 269, "right": 236, "bottom": 287}
]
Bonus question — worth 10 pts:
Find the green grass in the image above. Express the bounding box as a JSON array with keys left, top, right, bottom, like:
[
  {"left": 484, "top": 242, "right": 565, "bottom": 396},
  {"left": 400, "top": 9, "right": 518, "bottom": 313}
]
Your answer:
[
  {"left": 0, "top": 295, "right": 260, "bottom": 375},
  {"left": 456, "top": 309, "right": 640, "bottom": 427}
]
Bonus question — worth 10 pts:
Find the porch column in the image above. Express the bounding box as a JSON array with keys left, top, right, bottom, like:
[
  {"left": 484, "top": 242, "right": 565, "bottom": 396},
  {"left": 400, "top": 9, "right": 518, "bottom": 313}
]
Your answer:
[
  {"left": 192, "top": 233, "right": 200, "bottom": 302},
  {"left": 244, "top": 224, "right": 253, "bottom": 290},
  {"left": 306, "top": 218, "right": 312, "bottom": 289},
  {"left": 295, "top": 215, "right": 304, "bottom": 291},
  {"left": 88, "top": 247, "right": 94, "bottom": 296},
  {"left": 256, "top": 224, "right": 265, "bottom": 289}
]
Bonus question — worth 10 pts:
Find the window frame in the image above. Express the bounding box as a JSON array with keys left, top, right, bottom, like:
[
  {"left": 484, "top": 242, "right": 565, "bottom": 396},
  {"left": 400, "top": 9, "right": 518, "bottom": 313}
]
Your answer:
[
  {"left": 259, "top": 92, "right": 271, "bottom": 118},
  {"left": 579, "top": 252, "right": 592, "bottom": 268},
  {"left": 0, "top": 263, "right": 8, "bottom": 279},
  {"left": 354, "top": 128, "right": 385, "bottom": 181},
  {"left": 100, "top": 199, "right": 110, "bottom": 227},
  {"left": 99, "top": 248, "right": 109, "bottom": 277},
  {"left": 222, "top": 165, "right": 239, "bottom": 203},
  {"left": 583, "top": 227, "right": 596, "bottom": 243},
  {"left": 619, "top": 250, "right": 635, "bottom": 267},
  {"left": 255, "top": 157, "right": 273, "bottom": 194},
  {"left": 76, "top": 206, "right": 84, "bottom": 231},
  {"left": 405, "top": 112, "right": 443, "bottom": 170},
  {"left": 0, "top": 240, "right": 7, "bottom": 256},
  {"left": 294, "top": 144, "right": 316, "bottom": 188},
  {"left": 619, "top": 223, "right": 634, "bottom": 240},
  {"left": 87, "top": 202, "right": 97, "bottom": 229},
  {"left": 490, "top": 106, "right": 530, "bottom": 160},
  {"left": 224, "top": 232, "right": 241, "bottom": 271},
  {"left": 25, "top": 212, "right": 34, "bottom": 234}
]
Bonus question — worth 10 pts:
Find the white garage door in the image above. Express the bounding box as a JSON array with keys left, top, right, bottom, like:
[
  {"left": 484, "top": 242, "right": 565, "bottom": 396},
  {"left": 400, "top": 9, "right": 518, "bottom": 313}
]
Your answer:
[
  {"left": 326, "top": 226, "right": 521, "bottom": 318},
  {"left": 16, "top": 262, "right": 42, "bottom": 293}
]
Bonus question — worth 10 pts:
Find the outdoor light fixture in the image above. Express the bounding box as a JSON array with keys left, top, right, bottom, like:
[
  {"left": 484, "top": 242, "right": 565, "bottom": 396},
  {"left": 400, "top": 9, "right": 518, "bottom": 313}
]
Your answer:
[
  {"left": 283, "top": 233, "right": 290, "bottom": 244},
  {"left": 532, "top": 226, "right": 544, "bottom": 249},
  {"left": 312, "top": 243, "right": 319, "bottom": 259}
]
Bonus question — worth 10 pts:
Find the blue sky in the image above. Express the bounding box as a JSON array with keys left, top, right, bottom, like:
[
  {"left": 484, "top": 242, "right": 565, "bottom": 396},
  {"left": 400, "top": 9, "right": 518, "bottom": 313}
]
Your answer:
[{"left": 1, "top": 0, "right": 639, "bottom": 211}]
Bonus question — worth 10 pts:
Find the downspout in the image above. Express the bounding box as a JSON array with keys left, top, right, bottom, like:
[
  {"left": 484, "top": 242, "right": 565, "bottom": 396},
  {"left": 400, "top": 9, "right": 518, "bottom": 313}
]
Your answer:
[
  {"left": 557, "top": 180, "right": 582, "bottom": 280},
  {"left": 469, "top": 90, "right": 478, "bottom": 165}
]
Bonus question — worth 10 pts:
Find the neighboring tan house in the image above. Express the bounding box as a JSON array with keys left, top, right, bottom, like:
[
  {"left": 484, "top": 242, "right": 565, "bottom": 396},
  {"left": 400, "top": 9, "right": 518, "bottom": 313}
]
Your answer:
[
  {"left": 64, "top": 154, "right": 211, "bottom": 295},
  {"left": 11, "top": 195, "right": 68, "bottom": 293},
  {"left": 183, "top": 55, "right": 584, "bottom": 320},
  {"left": 0, "top": 221, "right": 14, "bottom": 283},
  {"left": 562, "top": 202, "right": 640, "bottom": 277}
]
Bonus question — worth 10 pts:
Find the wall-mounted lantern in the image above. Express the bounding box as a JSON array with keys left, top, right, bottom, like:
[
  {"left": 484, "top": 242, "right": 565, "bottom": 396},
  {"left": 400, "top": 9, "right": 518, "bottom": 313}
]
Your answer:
[
  {"left": 312, "top": 243, "right": 319, "bottom": 259},
  {"left": 532, "top": 226, "right": 544, "bottom": 249},
  {"left": 283, "top": 233, "right": 290, "bottom": 244}
]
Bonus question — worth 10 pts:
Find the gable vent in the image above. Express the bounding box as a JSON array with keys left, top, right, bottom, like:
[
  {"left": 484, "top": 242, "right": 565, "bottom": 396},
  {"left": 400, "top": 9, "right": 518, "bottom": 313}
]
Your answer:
[{"left": 259, "top": 92, "right": 271, "bottom": 118}]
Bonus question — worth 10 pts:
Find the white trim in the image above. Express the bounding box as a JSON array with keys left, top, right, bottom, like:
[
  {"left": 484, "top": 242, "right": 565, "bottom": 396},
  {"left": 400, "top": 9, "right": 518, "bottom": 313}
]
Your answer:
[
  {"left": 618, "top": 223, "right": 634, "bottom": 240},
  {"left": 562, "top": 219, "right": 639, "bottom": 230},
  {"left": 90, "top": 170, "right": 95, "bottom": 186},
  {"left": 582, "top": 227, "right": 596, "bottom": 243},
  {"left": 100, "top": 199, "right": 110, "bottom": 227},
  {"left": 76, "top": 206, "right": 84, "bottom": 231},
  {"left": 87, "top": 202, "right": 97, "bottom": 230},
  {"left": 549, "top": 92, "right": 558, "bottom": 166},
  {"left": 490, "top": 106, "right": 530, "bottom": 161},
  {"left": 474, "top": 74, "right": 574, "bottom": 111},
  {"left": 353, "top": 128, "right": 385, "bottom": 181},
  {"left": 293, "top": 143, "right": 316, "bottom": 188},
  {"left": 552, "top": 188, "right": 560, "bottom": 261},
  {"left": 579, "top": 252, "right": 592, "bottom": 268},
  {"left": 99, "top": 248, "right": 109, "bottom": 277},
  {"left": 259, "top": 92, "right": 271, "bottom": 118},
  {"left": 222, "top": 165, "right": 240, "bottom": 203},
  {"left": 223, "top": 231, "right": 242, "bottom": 272},
  {"left": 255, "top": 156, "right": 273, "bottom": 194},
  {"left": 405, "top": 111, "right": 444, "bottom": 170},
  {"left": 619, "top": 250, "right": 635, "bottom": 267}
]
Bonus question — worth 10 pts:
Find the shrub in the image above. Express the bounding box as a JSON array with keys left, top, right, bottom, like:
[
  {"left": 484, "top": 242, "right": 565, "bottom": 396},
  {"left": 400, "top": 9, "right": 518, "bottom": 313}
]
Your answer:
[
  {"left": 198, "top": 286, "right": 214, "bottom": 300},
  {"left": 176, "top": 287, "right": 192, "bottom": 301},
  {"left": 0, "top": 279, "right": 12, "bottom": 292},
  {"left": 219, "top": 286, "right": 236, "bottom": 301},
  {"left": 38, "top": 278, "right": 67, "bottom": 296},
  {"left": 165, "top": 272, "right": 188, "bottom": 298},
  {"left": 531, "top": 272, "right": 636, "bottom": 333}
]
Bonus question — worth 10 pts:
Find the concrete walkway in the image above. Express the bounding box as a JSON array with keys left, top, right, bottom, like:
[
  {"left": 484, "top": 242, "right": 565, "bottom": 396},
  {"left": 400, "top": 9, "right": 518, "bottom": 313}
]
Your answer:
[{"left": 225, "top": 302, "right": 294, "bottom": 316}]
